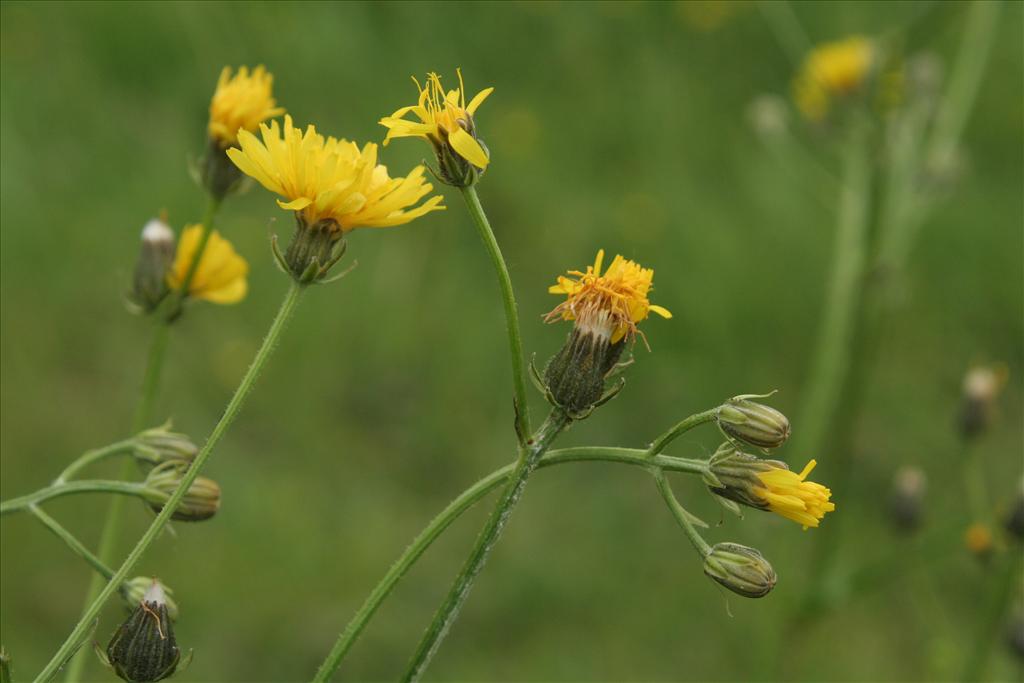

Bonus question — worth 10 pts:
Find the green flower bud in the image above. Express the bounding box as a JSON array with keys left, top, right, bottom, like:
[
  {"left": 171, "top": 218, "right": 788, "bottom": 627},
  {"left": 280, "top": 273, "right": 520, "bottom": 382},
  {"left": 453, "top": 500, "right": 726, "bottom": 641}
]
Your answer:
[
  {"left": 121, "top": 577, "right": 178, "bottom": 621},
  {"left": 541, "top": 327, "right": 626, "bottom": 419},
  {"left": 706, "top": 445, "right": 786, "bottom": 511},
  {"left": 703, "top": 542, "right": 777, "bottom": 598},
  {"left": 717, "top": 395, "right": 790, "bottom": 450},
  {"left": 200, "top": 137, "right": 246, "bottom": 201},
  {"left": 143, "top": 461, "right": 221, "bottom": 522},
  {"left": 105, "top": 581, "right": 180, "bottom": 682},
  {"left": 128, "top": 219, "right": 175, "bottom": 314},
  {"left": 133, "top": 424, "right": 199, "bottom": 467}
]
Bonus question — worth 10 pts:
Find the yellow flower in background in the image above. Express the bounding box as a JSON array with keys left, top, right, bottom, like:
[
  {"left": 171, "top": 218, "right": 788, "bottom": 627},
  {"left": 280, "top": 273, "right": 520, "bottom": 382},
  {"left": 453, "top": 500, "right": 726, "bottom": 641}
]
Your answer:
[
  {"left": 753, "top": 459, "right": 835, "bottom": 529},
  {"left": 964, "top": 523, "right": 994, "bottom": 558},
  {"left": 546, "top": 249, "right": 672, "bottom": 344},
  {"left": 227, "top": 115, "right": 444, "bottom": 232},
  {"left": 380, "top": 70, "right": 494, "bottom": 170},
  {"left": 793, "top": 36, "right": 874, "bottom": 121},
  {"left": 208, "top": 66, "right": 285, "bottom": 148},
  {"left": 167, "top": 225, "right": 248, "bottom": 304}
]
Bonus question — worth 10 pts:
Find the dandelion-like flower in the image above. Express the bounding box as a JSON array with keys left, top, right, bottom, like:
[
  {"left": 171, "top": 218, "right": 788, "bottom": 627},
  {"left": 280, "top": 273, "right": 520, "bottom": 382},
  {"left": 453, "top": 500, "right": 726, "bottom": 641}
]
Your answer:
[
  {"left": 793, "top": 36, "right": 874, "bottom": 121},
  {"left": 167, "top": 225, "right": 248, "bottom": 304},
  {"left": 546, "top": 249, "right": 672, "bottom": 344},
  {"left": 380, "top": 70, "right": 493, "bottom": 186},
  {"left": 228, "top": 115, "right": 444, "bottom": 281},
  {"left": 752, "top": 459, "right": 836, "bottom": 529},
  {"left": 208, "top": 65, "right": 285, "bottom": 148},
  {"left": 541, "top": 249, "right": 671, "bottom": 418}
]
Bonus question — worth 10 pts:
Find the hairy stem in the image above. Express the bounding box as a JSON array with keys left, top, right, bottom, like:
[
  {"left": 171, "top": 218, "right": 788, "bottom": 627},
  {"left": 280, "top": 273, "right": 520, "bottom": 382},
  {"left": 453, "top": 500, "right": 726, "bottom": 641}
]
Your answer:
[
  {"left": 653, "top": 468, "right": 711, "bottom": 557},
  {"left": 53, "top": 440, "right": 136, "bottom": 485},
  {"left": 30, "top": 505, "right": 116, "bottom": 582},
  {"left": 1, "top": 481, "right": 149, "bottom": 516},
  {"left": 312, "top": 447, "right": 706, "bottom": 681},
  {"left": 36, "top": 280, "right": 305, "bottom": 683},
  {"left": 647, "top": 408, "right": 719, "bottom": 457},
  {"left": 460, "top": 186, "right": 532, "bottom": 444}
]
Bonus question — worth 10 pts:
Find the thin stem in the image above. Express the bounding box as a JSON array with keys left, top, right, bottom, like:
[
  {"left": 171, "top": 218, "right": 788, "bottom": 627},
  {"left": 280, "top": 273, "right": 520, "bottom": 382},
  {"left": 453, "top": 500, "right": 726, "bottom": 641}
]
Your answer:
[
  {"left": 64, "top": 197, "right": 222, "bottom": 682},
  {"left": 1, "top": 481, "right": 149, "bottom": 516},
  {"left": 646, "top": 408, "right": 719, "bottom": 457},
  {"left": 652, "top": 469, "right": 711, "bottom": 557},
  {"left": 30, "top": 505, "right": 116, "bottom": 581},
  {"left": 402, "top": 411, "right": 569, "bottom": 681},
  {"left": 459, "top": 186, "right": 531, "bottom": 444},
  {"left": 53, "top": 440, "right": 136, "bottom": 485},
  {"left": 961, "top": 549, "right": 1023, "bottom": 682},
  {"left": 791, "top": 115, "right": 873, "bottom": 458},
  {"left": 312, "top": 446, "right": 705, "bottom": 681},
  {"left": 757, "top": 1, "right": 811, "bottom": 68},
  {"left": 35, "top": 281, "right": 305, "bottom": 683}
]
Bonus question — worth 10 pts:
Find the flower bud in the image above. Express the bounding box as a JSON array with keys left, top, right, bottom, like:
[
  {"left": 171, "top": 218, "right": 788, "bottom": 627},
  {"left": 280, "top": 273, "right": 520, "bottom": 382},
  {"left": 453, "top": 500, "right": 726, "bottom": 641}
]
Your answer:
[
  {"left": 121, "top": 577, "right": 178, "bottom": 621},
  {"left": 964, "top": 522, "right": 994, "bottom": 561},
  {"left": 717, "top": 395, "right": 791, "bottom": 450},
  {"left": 128, "top": 218, "right": 175, "bottom": 314},
  {"left": 143, "top": 461, "right": 221, "bottom": 522},
  {"left": 1003, "top": 478, "right": 1024, "bottom": 543},
  {"left": 887, "top": 466, "right": 926, "bottom": 533},
  {"left": 200, "top": 137, "right": 246, "bottom": 200},
  {"left": 703, "top": 542, "right": 777, "bottom": 598},
  {"left": 958, "top": 364, "right": 1008, "bottom": 439},
  {"left": 105, "top": 580, "right": 180, "bottom": 682},
  {"left": 132, "top": 424, "right": 199, "bottom": 468},
  {"left": 542, "top": 326, "right": 626, "bottom": 419}
]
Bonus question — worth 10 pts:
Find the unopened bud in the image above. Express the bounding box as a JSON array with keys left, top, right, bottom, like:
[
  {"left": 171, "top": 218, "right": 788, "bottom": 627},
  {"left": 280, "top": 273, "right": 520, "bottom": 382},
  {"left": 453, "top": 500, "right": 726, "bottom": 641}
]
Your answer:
[
  {"left": 143, "top": 462, "right": 221, "bottom": 522},
  {"left": 703, "top": 542, "right": 777, "bottom": 598},
  {"left": 958, "top": 364, "right": 1007, "bottom": 439},
  {"left": 121, "top": 577, "right": 178, "bottom": 621},
  {"left": 132, "top": 424, "right": 199, "bottom": 467},
  {"left": 105, "top": 580, "right": 180, "bottom": 682},
  {"left": 200, "top": 137, "right": 245, "bottom": 200},
  {"left": 964, "top": 522, "right": 994, "bottom": 561},
  {"left": 717, "top": 395, "right": 791, "bottom": 450},
  {"left": 129, "top": 219, "right": 175, "bottom": 314},
  {"left": 888, "top": 466, "right": 927, "bottom": 533}
]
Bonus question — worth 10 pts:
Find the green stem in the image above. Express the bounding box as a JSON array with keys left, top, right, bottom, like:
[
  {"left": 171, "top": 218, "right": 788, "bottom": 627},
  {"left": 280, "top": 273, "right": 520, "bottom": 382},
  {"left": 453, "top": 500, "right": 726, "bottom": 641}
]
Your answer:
[
  {"left": 1, "top": 481, "right": 149, "bottom": 516},
  {"left": 757, "top": 0, "right": 811, "bottom": 68},
  {"left": 312, "top": 446, "right": 705, "bottom": 681},
  {"left": 53, "top": 440, "right": 136, "bottom": 485},
  {"left": 647, "top": 408, "right": 719, "bottom": 457},
  {"left": 961, "top": 549, "right": 1023, "bottom": 682},
  {"left": 652, "top": 469, "right": 711, "bottom": 557},
  {"left": 460, "top": 186, "right": 531, "bottom": 444},
  {"left": 35, "top": 281, "right": 305, "bottom": 683},
  {"left": 791, "top": 115, "right": 873, "bottom": 458},
  {"left": 30, "top": 505, "right": 116, "bottom": 581},
  {"left": 402, "top": 411, "right": 569, "bottom": 681},
  {"left": 63, "top": 198, "right": 221, "bottom": 682}
]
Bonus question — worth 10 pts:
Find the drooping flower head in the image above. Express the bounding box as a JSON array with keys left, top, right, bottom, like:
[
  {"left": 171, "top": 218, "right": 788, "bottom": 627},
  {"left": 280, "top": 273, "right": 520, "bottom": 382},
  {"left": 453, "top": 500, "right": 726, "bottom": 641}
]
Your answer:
[
  {"left": 793, "top": 36, "right": 874, "bottom": 121},
  {"left": 541, "top": 250, "right": 671, "bottom": 419},
  {"left": 208, "top": 66, "right": 285, "bottom": 148},
  {"left": 228, "top": 116, "right": 444, "bottom": 282},
  {"left": 167, "top": 225, "right": 248, "bottom": 305},
  {"left": 546, "top": 249, "right": 672, "bottom": 344},
  {"left": 380, "top": 69, "right": 493, "bottom": 186},
  {"left": 752, "top": 459, "right": 836, "bottom": 529}
]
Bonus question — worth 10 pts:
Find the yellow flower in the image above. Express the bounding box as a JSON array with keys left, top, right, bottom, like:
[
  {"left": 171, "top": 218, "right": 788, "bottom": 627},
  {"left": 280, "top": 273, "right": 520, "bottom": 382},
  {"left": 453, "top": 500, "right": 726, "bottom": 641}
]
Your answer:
[
  {"left": 227, "top": 115, "right": 444, "bottom": 232},
  {"left": 208, "top": 65, "right": 285, "bottom": 147},
  {"left": 964, "top": 523, "right": 994, "bottom": 558},
  {"left": 167, "top": 225, "right": 248, "bottom": 304},
  {"left": 380, "top": 70, "right": 493, "bottom": 170},
  {"left": 546, "top": 249, "right": 672, "bottom": 344},
  {"left": 753, "top": 459, "right": 836, "bottom": 529},
  {"left": 793, "top": 36, "right": 874, "bottom": 121}
]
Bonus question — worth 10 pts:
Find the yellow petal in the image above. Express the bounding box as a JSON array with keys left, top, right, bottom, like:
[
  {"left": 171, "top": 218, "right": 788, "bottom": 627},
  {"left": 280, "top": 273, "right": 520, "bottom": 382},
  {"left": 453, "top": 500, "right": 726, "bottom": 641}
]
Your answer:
[
  {"left": 649, "top": 304, "right": 673, "bottom": 319},
  {"left": 466, "top": 87, "right": 494, "bottom": 115},
  {"left": 448, "top": 127, "right": 489, "bottom": 168},
  {"left": 277, "top": 197, "right": 313, "bottom": 211}
]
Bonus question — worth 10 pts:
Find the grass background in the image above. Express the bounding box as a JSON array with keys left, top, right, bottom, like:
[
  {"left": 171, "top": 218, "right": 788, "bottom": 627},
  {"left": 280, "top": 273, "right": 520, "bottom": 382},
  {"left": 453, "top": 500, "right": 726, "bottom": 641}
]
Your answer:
[{"left": 1, "top": 1, "right": 1021, "bottom": 681}]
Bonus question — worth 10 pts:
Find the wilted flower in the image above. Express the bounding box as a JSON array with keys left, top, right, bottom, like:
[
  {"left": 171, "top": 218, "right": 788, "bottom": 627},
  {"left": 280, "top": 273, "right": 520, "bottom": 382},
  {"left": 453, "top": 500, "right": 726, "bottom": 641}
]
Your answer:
[
  {"left": 227, "top": 116, "right": 444, "bottom": 281},
  {"left": 166, "top": 225, "right": 248, "bottom": 305},
  {"left": 887, "top": 466, "right": 927, "bottom": 533},
  {"left": 104, "top": 580, "right": 180, "bottom": 682},
  {"left": 129, "top": 218, "right": 176, "bottom": 314},
  {"left": 793, "top": 36, "right": 874, "bottom": 121},
  {"left": 703, "top": 542, "right": 777, "bottom": 598},
  {"left": 541, "top": 249, "right": 671, "bottom": 417},
  {"left": 959, "top": 363, "right": 1008, "bottom": 439},
  {"left": 380, "top": 69, "right": 493, "bottom": 186},
  {"left": 143, "top": 461, "right": 221, "bottom": 522},
  {"left": 120, "top": 577, "right": 179, "bottom": 621}
]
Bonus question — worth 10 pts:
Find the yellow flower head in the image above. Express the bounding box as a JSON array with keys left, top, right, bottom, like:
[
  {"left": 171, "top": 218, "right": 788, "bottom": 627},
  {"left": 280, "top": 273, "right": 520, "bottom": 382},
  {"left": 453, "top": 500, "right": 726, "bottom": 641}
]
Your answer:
[
  {"left": 227, "top": 115, "right": 444, "bottom": 232},
  {"left": 167, "top": 225, "right": 248, "bottom": 304},
  {"left": 208, "top": 66, "right": 285, "bottom": 148},
  {"left": 380, "top": 69, "right": 493, "bottom": 170},
  {"left": 753, "top": 459, "right": 836, "bottom": 529},
  {"left": 546, "top": 249, "right": 672, "bottom": 344},
  {"left": 793, "top": 36, "right": 874, "bottom": 121},
  {"left": 964, "top": 523, "right": 994, "bottom": 557}
]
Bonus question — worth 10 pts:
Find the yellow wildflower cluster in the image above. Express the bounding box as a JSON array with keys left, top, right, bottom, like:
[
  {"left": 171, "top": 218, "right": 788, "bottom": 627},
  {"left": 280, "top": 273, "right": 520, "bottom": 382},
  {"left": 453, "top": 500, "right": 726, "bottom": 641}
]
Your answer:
[
  {"left": 546, "top": 249, "right": 671, "bottom": 344},
  {"left": 793, "top": 36, "right": 874, "bottom": 121}
]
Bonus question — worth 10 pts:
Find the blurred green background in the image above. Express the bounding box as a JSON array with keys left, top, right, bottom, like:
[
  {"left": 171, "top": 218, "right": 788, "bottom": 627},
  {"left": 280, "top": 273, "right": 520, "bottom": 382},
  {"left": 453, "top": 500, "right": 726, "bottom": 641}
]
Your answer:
[{"left": 2, "top": 1, "right": 1022, "bottom": 681}]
